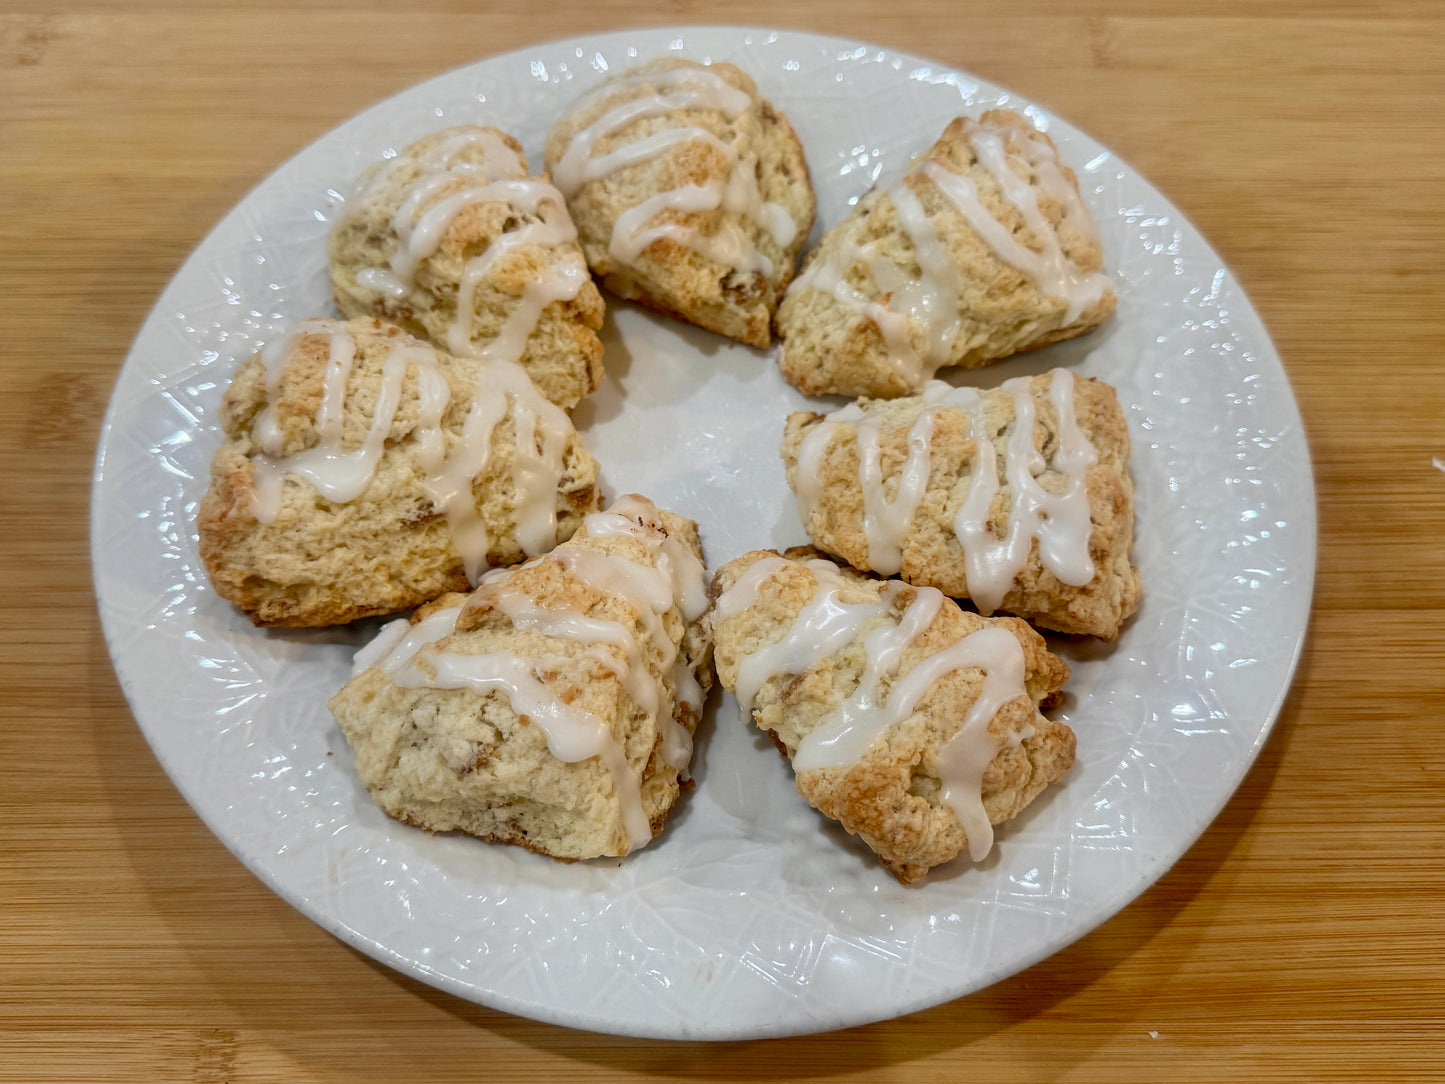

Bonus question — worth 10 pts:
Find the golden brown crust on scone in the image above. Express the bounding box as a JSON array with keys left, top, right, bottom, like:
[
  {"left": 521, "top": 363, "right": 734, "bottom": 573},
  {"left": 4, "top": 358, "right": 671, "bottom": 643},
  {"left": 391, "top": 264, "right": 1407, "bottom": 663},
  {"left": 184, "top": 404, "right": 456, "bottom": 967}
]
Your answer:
[
  {"left": 545, "top": 59, "right": 815, "bottom": 348},
  {"left": 710, "top": 550, "right": 1074, "bottom": 883},
  {"left": 777, "top": 110, "right": 1116, "bottom": 398},
  {"left": 782, "top": 372, "right": 1140, "bottom": 640},
  {"left": 197, "top": 317, "right": 602, "bottom": 627},
  {"left": 328, "top": 497, "right": 713, "bottom": 861},
  {"left": 329, "top": 125, "right": 604, "bottom": 409}
]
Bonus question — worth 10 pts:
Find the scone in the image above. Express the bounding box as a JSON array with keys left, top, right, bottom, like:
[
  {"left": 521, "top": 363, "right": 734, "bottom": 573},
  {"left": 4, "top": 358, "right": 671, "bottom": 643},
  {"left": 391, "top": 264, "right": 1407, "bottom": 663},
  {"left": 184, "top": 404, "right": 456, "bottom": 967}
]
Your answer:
[
  {"left": 544, "top": 58, "right": 815, "bottom": 348},
  {"left": 329, "top": 495, "right": 713, "bottom": 860},
  {"left": 198, "top": 317, "right": 602, "bottom": 627},
  {"left": 782, "top": 369, "right": 1140, "bottom": 640},
  {"left": 329, "top": 125, "right": 605, "bottom": 409},
  {"left": 710, "top": 549, "right": 1074, "bottom": 884},
  {"left": 777, "top": 110, "right": 1116, "bottom": 398}
]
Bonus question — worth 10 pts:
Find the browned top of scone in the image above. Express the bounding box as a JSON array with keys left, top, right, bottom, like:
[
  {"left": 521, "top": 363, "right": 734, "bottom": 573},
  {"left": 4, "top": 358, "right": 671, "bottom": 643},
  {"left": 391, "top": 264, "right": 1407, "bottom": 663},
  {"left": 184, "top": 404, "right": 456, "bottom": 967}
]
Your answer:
[
  {"left": 778, "top": 109, "right": 1116, "bottom": 398},
  {"left": 329, "top": 125, "right": 604, "bottom": 410},
  {"left": 710, "top": 549, "right": 1075, "bottom": 883},
  {"left": 328, "top": 496, "right": 713, "bottom": 861},
  {"left": 781, "top": 372, "right": 1141, "bottom": 640},
  {"left": 545, "top": 58, "right": 815, "bottom": 348},
  {"left": 198, "top": 316, "right": 601, "bottom": 627}
]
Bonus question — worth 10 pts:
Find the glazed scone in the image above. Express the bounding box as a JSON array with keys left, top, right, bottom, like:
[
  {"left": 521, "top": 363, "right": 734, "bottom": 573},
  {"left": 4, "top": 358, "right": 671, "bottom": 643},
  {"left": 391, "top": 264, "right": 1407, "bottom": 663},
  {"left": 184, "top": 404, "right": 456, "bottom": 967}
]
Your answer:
[
  {"left": 782, "top": 369, "right": 1140, "bottom": 640},
  {"left": 778, "top": 110, "right": 1116, "bottom": 398},
  {"left": 544, "top": 58, "right": 815, "bottom": 348},
  {"left": 198, "top": 317, "right": 602, "bottom": 627},
  {"left": 329, "top": 495, "right": 713, "bottom": 860},
  {"left": 329, "top": 125, "right": 604, "bottom": 409},
  {"left": 711, "top": 549, "right": 1074, "bottom": 884}
]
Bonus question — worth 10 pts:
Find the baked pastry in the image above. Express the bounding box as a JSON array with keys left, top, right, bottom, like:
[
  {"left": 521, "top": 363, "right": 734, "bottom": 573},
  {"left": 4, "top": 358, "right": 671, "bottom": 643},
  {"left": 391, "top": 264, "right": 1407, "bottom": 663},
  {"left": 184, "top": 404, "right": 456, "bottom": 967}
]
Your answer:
[
  {"left": 544, "top": 58, "right": 815, "bottom": 348},
  {"left": 198, "top": 317, "right": 602, "bottom": 627},
  {"left": 710, "top": 549, "right": 1074, "bottom": 883},
  {"left": 782, "top": 369, "right": 1140, "bottom": 640},
  {"left": 328, "top": 495, "right": 713, "bottom": 860},
  {"left": 329, "top": 125, "right": 604, "bottom": 409},
  {"left": 777, "top": 110, "right": 1116, "bottom": 398}
]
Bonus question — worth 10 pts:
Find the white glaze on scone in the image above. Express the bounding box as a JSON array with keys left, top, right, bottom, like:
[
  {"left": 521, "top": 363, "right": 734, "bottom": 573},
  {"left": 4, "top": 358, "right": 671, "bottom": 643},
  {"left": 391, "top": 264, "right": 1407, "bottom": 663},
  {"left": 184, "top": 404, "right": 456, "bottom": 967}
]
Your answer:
[
  {"left": 330, "top": 496, "right": 713, "bottom": 860},
  {"left": 545, "top": 59, "right": 815, "bottom": 348},
  {"left": 783, "top": 371, "right": 1141, "bottom": 640},
  {"left": 778, "top": 110, "right": 1116, "bottom": 398},
  {"left": 710, "top": 550, "right": 1074, "bottom": 882},
  {"left": 198, "top": 317, "right": 601, "bottom": 627},
  {"left": 330, "top": 126, "right": 604, "bottom": 409}
]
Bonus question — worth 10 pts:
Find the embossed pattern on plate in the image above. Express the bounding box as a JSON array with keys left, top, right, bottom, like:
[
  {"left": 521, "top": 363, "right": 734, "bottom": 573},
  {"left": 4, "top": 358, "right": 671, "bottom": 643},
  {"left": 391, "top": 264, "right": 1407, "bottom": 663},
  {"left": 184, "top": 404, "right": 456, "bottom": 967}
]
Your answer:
[{"left": 91, "top": 28, "right": 1314, "bottom": 1039}]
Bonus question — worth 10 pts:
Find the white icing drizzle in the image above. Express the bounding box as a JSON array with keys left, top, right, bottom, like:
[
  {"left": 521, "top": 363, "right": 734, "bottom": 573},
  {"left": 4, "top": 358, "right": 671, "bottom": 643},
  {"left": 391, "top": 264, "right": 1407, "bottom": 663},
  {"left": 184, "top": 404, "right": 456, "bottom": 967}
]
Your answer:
[
  {"left": 420, "top": 356, "right": 575, "bottom": 583},
  {"left": 610, "top": 182, "right": 775, "bottom": 274},
  {"left": 352, "top": 605, "right": 466, "bottom": 677},
  {"left": 585, "top": 495, "right": 711, "bottom": 618},
  {"left": 251, "top": 319, "right": 326, "bottom": 455},
  {"left": 497, "top": 495, "right": 710, "bottom": 774},
  {"left": 540, "top": 517, "right": 710, "bottom": 759},
  {"left": 245, "top": 324, "right": 574, "bottom": 583},
  {"left": 730, "top": 569, "right": 883, "bottom": 722},
  {"left": 553, "top": 66, "right": 753, "bottom": 194},
  {"left": 553, "top": 64, "right": 797, "bottom": 276},
  {"left": 349, "top": 128, "right": 526, "bottom": 208},
  {"left": 886, "top": 181, "right": 967, "bottom": 366},
  {"left": 791, "top": 583, "right": 941, "bottom": 769},
  {"left": 352, "top": 128, "right": 588, "bottom": 368},
  {"left": 671, "top": 660, "right": 705, "bottom": 717},
  {"left": 553, "top": 547, "right": 672, "bottom": 648},
  {"left": 249, "top": 324, "right": 425, "bottom": 523},
  {"left": 353, "top": 266, "right": 409, "bottom": 299},
  {"left": 890, "top": 625, "right": 1027, "bottom": 861},
  {"left": 794, "top": 397, "right": 941, "bottom": 578},
  {"left": 448, "top": 221, "right": 586, "bottom": 360},
  {"left": 351, "top": 617, "right": 413, "bottom": 676},
  {"left": 785, "top": 116, "right": 1108, "bottom": 382},
  {"left": 922, "top": 153, "right": 1108, "bottom": 325},
  {"left": 945, "top": 370, "right": 1098, "bottom": 612},
  {"left": 411, "top": 361, "right": 452, "bottom": 475},
  {"left": 785, "top": 240, "right": 916, "bottom": 379},
  {"left": 716, "top": 556, "right": 1031, "bottom": 861},
  {"left": 1014, "top": 129, "right": 1103, "bottom": 253},
  {"left": 313, "top": 328, "right": 357, "bottom": 443},
  {"left": 793, "top": 369, "right": 1098, "bottom": 615},
  {"left": 784, "top": 182, "right": 959, "bottom": 389},
  {"left": 711, "top": 554, "right": 789, "bottom": 624},
  {"left": 396, "top": 646, "right": 653, "bottom": 851},
  {"left": 855, "top": 407, "right": 938, "bottom": 576},
  {"left": 792, "top": 403, "right": 864, "bottom": 533},
  {"left": 491, "top": 587, "right": 694, "bottom": 770},
  {"left": 348, "top": 496, "right": 711, "bottom": 853}
]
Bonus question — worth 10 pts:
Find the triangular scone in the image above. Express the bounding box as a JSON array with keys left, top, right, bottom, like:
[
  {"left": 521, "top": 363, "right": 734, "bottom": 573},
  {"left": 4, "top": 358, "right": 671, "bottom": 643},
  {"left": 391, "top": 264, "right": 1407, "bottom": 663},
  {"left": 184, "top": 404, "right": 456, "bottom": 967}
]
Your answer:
[
  {"left": 329, "top": 496, "right": 713, "bottom": 860},
  {"left": 782, "top": 369, "right": 1141, "bottom": 640},
  {"left": 778, "top": 110, "right": 1116, "bottom": 398},
  {"left": 329, "top": 125, "right": 604, "bottom": 410},
  {"left": 710, "top": 549, "right": 1074, "bottom": 884},
  {"left": 197, "top": 317, "right": 602, "bottom": 627},
  {"left": 544, "top": 58, "right": 815, "bottom": 349}
]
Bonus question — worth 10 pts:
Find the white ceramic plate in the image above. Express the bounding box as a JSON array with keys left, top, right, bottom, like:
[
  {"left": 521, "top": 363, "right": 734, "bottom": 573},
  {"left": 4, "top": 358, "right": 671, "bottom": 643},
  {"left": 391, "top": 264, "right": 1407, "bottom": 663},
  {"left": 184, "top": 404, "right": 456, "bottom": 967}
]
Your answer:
[{"left": 92, "top": 27, "right": 1314, "bottom": 1040}]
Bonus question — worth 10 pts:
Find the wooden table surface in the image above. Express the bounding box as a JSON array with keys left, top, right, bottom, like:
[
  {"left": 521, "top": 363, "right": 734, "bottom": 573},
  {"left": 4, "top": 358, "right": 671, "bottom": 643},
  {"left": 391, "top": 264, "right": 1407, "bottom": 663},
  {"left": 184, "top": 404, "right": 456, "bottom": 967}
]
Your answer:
[{"left": 5, "top": 2, "right": 1443, "bottom": 1080}]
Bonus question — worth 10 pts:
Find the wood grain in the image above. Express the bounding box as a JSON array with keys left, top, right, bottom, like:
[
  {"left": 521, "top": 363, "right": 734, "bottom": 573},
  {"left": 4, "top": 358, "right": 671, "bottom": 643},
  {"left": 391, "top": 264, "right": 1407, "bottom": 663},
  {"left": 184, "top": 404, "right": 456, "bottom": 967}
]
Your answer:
[{"left": 3, "top": 3, "right": 1444, "bottom": 1080}]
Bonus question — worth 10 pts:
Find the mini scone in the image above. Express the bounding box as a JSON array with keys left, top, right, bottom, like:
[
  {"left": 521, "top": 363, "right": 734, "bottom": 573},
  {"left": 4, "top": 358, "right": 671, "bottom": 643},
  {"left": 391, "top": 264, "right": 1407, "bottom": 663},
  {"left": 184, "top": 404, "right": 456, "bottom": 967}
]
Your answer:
[
  {"left": 197, "top": 317, "right": 602, "bottom": 627},
  {"left": 777, "top": 110, "right": 1116, "bottom": 398},
  {"left": 544, "top": 58, "right": 815, "bottom": 348},
  {"left": 782, "top": 369, "right": 1141, "bottom": 640},
  {"left": 328, "top": 495, "right": 713, "bottom": 860},
  {"left": 329, "top": 125, "right": 604, "bottom": 409},
  {"left": 711, "top": 549, "right": 1074, "bottom": 884}
]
